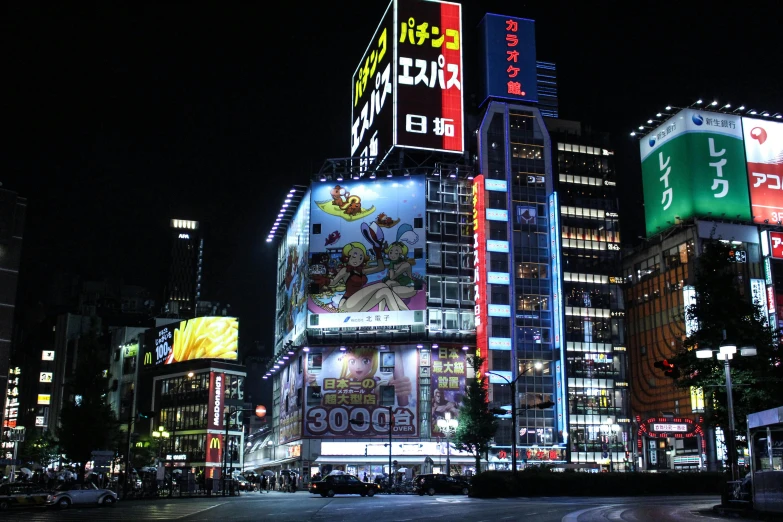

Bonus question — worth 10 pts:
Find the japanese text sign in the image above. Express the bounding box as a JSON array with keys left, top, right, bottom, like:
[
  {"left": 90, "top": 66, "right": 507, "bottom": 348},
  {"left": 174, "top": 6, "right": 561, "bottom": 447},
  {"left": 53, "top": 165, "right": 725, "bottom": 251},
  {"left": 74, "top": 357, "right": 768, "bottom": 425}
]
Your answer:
[
  {"left": 304, "top": 346, "right": 418, "bottom": 438},
  {"left": 472, "top": 176, "right": 488, "bottom": 369},
  {"left": 431, "top": 347, "right": 466, "bottom": 437},
  {"left": 640, "top": 109, "right": 751, "bottom": 235},
  {"left": 742, "top": 118, "right": 783, "bottom": 225},
  {"left": 769, "top": 231, "right": 783, "bottom": 259},
  {"left": 350, "top": 0, "right": 463, "bottom": 169},
  {"left": 478, "top": 14, "right": 537, "bottom": 105}
]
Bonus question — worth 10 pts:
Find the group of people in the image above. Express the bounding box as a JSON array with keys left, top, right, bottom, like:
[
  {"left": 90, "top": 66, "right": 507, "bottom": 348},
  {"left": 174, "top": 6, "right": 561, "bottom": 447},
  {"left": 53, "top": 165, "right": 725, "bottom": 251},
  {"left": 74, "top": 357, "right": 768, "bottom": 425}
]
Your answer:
[{"left": 256, "top": 472, "right": 300, "bottom": 493}]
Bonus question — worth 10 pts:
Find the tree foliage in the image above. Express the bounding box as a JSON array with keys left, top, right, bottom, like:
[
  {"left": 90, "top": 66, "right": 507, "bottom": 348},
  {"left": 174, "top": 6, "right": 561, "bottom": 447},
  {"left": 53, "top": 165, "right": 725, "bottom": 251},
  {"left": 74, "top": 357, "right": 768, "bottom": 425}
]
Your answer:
[
  {"left": 57, "top": 329, "right": 122, "bottom": 480},
  {"left": 452, "top": 355, "right": 498, "bottom": 474},
  {"left": 672, "top": 239, "right": 782, "bottom": 435},
  {"left": 20, "top": 430, "right": 61, "bottom": 468}
]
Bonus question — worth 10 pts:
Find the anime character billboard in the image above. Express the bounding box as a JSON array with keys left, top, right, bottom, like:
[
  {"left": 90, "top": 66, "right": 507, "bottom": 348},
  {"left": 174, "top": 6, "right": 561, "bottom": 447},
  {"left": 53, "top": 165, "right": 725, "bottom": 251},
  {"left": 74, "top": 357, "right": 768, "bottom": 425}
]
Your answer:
[
  {"left": 280, "top": 193, "right": 310, "bottom": 343},
  {"left": 279, "top": 356, "right": 303, "bottom": 444},
  {"left": 307, "top": 177, "right": 426, "bottom": 329},
  {"left": 303, "top": 346, "right": 418, "bottom": 438}
]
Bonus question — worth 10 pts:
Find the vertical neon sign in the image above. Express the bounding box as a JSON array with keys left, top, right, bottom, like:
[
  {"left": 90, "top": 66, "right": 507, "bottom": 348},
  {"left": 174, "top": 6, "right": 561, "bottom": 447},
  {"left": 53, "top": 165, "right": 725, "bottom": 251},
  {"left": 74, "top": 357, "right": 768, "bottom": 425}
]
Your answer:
[
  {"left": 549, "top": 192, "right": 567, "bottom": 442},
  {"left": 473, "top": 175, "right": 488, "bottom": 375}
]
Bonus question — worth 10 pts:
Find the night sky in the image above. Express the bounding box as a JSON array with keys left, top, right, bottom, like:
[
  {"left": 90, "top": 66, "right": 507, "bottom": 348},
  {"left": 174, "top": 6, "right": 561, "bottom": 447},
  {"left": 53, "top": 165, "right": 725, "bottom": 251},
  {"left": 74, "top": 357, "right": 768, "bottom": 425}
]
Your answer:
[{"left": 4, "top": 1, "right": 781, "bottom": 349}]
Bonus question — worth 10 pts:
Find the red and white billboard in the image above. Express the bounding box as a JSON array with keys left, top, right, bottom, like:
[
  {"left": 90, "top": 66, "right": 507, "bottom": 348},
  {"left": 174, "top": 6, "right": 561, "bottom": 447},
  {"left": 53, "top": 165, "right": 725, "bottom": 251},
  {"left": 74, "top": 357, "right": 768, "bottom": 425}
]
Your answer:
[
  {"left": 472, "top": 176, "right": 488, "bottom": 374},
  {"left": 208, "top": 372, "right": 224, "bottom": 431},
  {"left": 742, "top": 118, "right": 783, "bottom": 224},
  {"left": 769, "top": 231, "right": 783, "bottom": 259}
]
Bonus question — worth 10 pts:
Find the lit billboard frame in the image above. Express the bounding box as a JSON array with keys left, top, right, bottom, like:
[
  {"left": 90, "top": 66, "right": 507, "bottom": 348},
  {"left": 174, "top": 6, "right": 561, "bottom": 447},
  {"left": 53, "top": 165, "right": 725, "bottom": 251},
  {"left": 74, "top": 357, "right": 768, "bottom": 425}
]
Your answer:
[
  {"left": 351, "top": 0, "right": 464, "bottom": 170},
  {"left": 279, "top": 191, "right": 311, "bottom": 345},
  {"left": 306, "top": 177, "right": 426, "bottom": 330},
  {"left": 478, "top": 14, "right": 537, "bottom": 106}
]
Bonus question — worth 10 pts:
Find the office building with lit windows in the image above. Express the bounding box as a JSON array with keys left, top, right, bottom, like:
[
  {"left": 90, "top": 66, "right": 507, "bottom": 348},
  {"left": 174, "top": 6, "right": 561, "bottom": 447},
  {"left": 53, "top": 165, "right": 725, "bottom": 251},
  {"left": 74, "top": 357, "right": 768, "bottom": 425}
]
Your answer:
[
  {"left": 547, "top": 119, "right": 631, "bottom": 471},
  {"left": 164, "top": 219, "right": 204, "bottom": 318}
]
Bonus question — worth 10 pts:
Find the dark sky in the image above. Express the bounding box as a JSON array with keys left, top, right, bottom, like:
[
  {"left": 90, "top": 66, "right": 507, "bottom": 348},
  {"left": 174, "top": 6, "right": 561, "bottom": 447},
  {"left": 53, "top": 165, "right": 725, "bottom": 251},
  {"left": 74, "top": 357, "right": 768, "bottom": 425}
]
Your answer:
[{"left": 4, "top": 1, "right": 781, "bottom": 348}]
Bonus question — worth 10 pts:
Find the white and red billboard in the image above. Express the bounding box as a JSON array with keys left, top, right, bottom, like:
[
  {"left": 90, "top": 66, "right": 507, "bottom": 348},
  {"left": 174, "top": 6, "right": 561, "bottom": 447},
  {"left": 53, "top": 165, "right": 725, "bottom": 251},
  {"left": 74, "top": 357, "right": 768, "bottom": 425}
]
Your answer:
[
  {"left": 742, "top": 118, "right": 783, "bottom": 224},
  {"left": 769, "top": 231, "right": 783, "bottom": 259}
]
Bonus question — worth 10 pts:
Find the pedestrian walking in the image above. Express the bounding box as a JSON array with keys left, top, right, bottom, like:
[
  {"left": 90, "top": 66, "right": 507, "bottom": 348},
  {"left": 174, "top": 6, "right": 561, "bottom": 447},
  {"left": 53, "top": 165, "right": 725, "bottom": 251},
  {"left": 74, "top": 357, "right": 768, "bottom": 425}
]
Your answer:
[{"left": 363, "top": 472, "right": 368, "bottom": 482}]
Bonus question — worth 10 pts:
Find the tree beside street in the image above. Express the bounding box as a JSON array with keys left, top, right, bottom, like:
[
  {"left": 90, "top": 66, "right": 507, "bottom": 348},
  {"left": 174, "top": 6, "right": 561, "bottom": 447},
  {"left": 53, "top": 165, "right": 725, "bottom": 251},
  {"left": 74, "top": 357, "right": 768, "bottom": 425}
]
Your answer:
[
  {"left": 57, "top": 329, "right": 122, "bottom": 481},
  {"left": 452, "top": 355, "right": 498, "bottom": 474}
]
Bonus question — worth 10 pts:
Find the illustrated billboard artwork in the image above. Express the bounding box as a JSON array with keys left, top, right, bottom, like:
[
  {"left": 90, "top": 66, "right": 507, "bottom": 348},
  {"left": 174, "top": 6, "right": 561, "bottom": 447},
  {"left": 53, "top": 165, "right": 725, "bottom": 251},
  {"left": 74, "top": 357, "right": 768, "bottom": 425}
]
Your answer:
[
  {"left": 741, "top": 118, "right": 783, "bottom": 224},
  {"left": 307, "top": 177, "right": 426, "bottom": 329},
  {"left": 280, "top": 192, "right": 311, "bottom": 344},
  {"left": 431, "top": 346, "right": 466, "bottom": 437},
  {"left": 279, "top": 356, "right": 303, "bottom": 444},
  {"left": 478, "top": 14, "right": 537, "bottom": 105},
  {"left": 640, "top": 109, "right": 751, "bottom": 235},
  {"left": 143, "top": 317, "right": 239, "bottom": 367},
  {"left": 303, "top": 346, "right": 418, "bottom": 438}
]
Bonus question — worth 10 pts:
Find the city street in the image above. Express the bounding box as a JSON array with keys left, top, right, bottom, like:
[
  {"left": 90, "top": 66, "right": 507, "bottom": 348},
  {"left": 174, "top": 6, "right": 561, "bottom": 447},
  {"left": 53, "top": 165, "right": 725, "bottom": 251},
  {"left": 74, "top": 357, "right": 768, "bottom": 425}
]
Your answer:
[{"left": 0, "top": 492, "right": 727, "bottom": 521}]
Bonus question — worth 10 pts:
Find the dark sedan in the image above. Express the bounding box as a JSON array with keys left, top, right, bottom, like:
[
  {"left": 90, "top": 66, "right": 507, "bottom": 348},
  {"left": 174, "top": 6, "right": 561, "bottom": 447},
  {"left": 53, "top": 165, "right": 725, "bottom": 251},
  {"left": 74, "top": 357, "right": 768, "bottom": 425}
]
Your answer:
[
  {"left": 414, "top": 474, "right": 470, "bottom": 496},
  {"left": 309, "top": 474, "right": 380, "bottom": 497}
]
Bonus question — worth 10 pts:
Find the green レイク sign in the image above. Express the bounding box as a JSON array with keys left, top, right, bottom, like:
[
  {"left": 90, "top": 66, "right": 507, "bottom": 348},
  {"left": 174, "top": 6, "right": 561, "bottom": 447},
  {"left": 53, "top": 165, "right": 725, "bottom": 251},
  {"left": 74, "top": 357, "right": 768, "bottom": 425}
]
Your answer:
[{"left": 640, "top": 109, "right": 751, "bottom": 236}]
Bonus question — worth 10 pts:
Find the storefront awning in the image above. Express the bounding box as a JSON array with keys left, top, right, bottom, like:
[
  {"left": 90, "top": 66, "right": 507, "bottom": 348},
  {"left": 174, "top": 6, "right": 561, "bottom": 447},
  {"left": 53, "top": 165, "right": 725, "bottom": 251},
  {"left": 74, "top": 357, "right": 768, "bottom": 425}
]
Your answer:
[
  {"left": 252, "top": 457, "right": 299, "bottom": 470},
  {"left": 314, "top": 455, "right": 476, "bottom": 465}
]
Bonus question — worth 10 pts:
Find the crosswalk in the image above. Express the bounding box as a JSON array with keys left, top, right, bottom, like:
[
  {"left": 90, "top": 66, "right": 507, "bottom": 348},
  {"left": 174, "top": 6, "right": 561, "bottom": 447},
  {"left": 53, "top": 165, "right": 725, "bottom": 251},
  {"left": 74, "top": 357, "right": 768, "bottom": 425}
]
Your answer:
[{"left": 2, "top": 500, "right": 227, "bottom": 521}]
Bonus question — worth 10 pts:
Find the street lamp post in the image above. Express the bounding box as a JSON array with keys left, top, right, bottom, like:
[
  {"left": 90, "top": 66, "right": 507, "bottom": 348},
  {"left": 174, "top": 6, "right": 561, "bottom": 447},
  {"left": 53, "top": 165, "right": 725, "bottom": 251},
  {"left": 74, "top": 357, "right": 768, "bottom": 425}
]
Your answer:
[
  {"left": 696, "top": 341, "right": 756, "bottom": 481},
  {"left": 349, "top": 405, "right": 394, "bottom": 487},
  {"left": 436, "top": 412, "right": 458, "bottom": 476},
  {"left": 487, "top": 362, "right": 544, "bottom": 475}
]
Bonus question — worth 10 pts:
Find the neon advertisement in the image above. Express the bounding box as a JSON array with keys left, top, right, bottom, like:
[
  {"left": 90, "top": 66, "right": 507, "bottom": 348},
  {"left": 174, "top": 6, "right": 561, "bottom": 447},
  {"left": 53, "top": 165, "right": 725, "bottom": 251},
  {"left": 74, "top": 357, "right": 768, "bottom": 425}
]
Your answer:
[
  {"left": 307, "top": 177, "right": 426, "bottom": 329},
  {"left": 742, "top": 118, "right": 783, "bottom": 225},
  {"left": 279, "top": 356, "right": 303, "bottom": 444},
  {"left": 280, "top": 192, "right": 311, "bottom": 344},
  {"left": 472, "top": 175, "right": 488, "bottom": 371}
]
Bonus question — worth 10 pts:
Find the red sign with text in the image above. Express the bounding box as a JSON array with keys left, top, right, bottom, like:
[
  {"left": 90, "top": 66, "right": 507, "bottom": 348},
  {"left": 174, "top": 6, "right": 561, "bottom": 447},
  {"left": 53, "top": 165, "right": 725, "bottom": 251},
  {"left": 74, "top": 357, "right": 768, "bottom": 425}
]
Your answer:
[
  {"left": 770, "top": 231, "right": 783, "bottom": 259},
  {"left": 742, "top": 118, "right": 783, "bottom": 225},
  {"left": 472, "top": 175, "right": 487, "bottom": 373}
]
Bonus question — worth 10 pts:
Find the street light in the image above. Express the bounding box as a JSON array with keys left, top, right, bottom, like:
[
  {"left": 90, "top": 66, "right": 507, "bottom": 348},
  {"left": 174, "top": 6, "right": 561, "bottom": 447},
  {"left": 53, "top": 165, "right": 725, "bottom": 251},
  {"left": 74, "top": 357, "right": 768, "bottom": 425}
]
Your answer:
[
  {"left": 488, "top": 362, "right": 549, "bottom": 475},
  {"left": 436, "top": 412, "right": 458, "bottom": 476},
  {"left": 599, "top": 420, "right": 621, "bottom": 471},
  {"left": 695, "top": 341, "right": 756, "bottom": 481}
]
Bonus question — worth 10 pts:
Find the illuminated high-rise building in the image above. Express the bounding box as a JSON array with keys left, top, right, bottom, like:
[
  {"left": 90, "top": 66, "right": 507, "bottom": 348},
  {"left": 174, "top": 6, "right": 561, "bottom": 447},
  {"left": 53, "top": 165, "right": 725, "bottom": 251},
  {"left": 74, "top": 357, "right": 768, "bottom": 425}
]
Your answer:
[
  {"left": 0, "top": 186, "right": 26, "bottom": 436},
  {"left": 165, "top": 219, "right": 203, "bottom": 318}
]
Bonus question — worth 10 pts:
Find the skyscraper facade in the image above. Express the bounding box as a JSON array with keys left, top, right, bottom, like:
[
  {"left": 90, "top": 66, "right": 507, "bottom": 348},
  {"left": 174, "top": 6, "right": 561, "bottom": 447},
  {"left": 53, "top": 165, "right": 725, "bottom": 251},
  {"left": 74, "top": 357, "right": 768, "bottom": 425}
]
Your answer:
[{"left": 165, "top": 219, "right": 203, "bottom": 318}]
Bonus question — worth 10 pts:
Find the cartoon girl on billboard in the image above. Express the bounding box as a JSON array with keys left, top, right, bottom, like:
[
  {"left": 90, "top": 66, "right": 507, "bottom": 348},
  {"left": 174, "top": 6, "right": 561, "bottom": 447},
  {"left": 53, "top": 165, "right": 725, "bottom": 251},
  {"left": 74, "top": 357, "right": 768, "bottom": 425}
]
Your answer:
[
  {"left": 307, "top": 347, "right": 411, "bottom": 405},
  {"left": 380, "top": 224, "right": 424, "bottom": 299},
  {"left": 314, "top": 241, "right": 410, "bottom": 312}
]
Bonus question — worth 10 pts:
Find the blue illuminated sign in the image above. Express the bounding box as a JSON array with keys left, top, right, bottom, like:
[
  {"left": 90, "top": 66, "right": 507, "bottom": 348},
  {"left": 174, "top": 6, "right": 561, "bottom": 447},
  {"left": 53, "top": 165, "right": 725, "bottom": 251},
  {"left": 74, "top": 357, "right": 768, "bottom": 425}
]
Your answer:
[
  {"left": 488, "top": 304, "right": 511, "bottom": 317},
  {"left": 485, "top": 179, "right": 508, "bottom": 192},
  {"left": 487, "top": 272, "right": 510, "bottom": 285},
  {"left": 488, "top": 337, "right": 512, "bottom": 350},
  {"left": 486, "top": 209, "right": 508, "bottom": 221},
  {"left": 478, "top": 14, "right": 537, "bottom": 105}
]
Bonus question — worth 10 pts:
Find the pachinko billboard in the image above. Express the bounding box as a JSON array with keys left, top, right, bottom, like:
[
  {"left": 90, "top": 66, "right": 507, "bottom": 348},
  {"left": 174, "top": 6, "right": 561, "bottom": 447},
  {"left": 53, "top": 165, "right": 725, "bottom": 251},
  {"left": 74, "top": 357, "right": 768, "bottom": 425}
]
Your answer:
[
  {"left": 279, "top": 355, "right": 303, "bottom": 444},
  {"left": 430, "top": 346, "right": 466, "bottom": 437},
  {"left": 307, "top": 177, "right": 426, "bottom": 329},
  {"left": 303, "top": 346, "right": 419, "bottom": 438}
]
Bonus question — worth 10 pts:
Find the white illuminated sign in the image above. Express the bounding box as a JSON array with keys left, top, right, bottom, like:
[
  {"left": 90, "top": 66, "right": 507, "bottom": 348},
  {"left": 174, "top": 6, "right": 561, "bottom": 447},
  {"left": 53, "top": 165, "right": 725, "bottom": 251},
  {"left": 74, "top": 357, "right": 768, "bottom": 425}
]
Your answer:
[
  {"left": 42, "top": 351, "right": 55, "bottom": 361},
  {"left": 750, "top": 279, "right": 769, "bottom": 319},
  {"left": 652, "top": 423, "right": 688, "bottom": 432},
  {"left": 39, "top": 372, "right": 53, "bottom": 383},
  {"left": 178, "top": 233, "right": 190, "bottom": 239}
]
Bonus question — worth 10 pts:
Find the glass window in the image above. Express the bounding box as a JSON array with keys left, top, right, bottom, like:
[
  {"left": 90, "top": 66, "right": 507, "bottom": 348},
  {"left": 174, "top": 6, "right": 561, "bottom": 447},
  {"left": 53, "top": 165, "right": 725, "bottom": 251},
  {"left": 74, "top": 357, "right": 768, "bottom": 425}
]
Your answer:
[
  {"left": 445, "top": 280, "right": 459, "bottom": 301},
  {"left": 517, "top": 263, "right": 548, "bottom": 279}
]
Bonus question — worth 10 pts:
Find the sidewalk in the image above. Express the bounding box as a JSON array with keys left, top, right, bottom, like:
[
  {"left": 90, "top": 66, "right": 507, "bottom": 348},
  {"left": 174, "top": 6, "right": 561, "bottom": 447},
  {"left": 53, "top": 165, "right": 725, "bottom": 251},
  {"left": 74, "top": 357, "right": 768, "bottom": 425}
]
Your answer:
[{"left": 707, "top": 505, "right": 782, "bottom": 521}]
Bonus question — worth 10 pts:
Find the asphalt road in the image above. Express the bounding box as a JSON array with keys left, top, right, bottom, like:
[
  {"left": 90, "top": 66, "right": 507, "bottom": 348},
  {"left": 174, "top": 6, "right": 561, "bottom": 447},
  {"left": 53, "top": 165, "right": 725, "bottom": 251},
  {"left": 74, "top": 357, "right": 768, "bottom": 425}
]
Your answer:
[{"left": 1, "top": 491, "right": 727, "bottom": 521}]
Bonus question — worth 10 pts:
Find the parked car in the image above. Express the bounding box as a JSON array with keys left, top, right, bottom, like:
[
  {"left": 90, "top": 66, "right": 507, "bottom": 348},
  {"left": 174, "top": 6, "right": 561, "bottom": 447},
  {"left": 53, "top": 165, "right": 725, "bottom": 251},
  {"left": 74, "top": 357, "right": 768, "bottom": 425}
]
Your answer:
[
  {"left": 46, "top": 482, "right": 118, "bottom": 509},
  {"left": 233, "top": 474, "right": 253, "bottom": 491},
  {"left": 309, "top": 474, "right": 380, "bottom": 497},
  {"left": 0, "top": 483, "right": 49, "bottom": 511},
  {"left": 413, "top": 474, "right": 470, "bottom": 496}
]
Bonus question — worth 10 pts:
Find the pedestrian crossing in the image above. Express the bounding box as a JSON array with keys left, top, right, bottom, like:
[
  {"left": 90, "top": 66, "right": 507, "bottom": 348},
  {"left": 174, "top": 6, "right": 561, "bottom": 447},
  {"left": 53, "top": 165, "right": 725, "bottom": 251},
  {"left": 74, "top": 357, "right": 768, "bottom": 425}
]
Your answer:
[{"left": 2, "top": 501, "right": 227, "bottom": 521}]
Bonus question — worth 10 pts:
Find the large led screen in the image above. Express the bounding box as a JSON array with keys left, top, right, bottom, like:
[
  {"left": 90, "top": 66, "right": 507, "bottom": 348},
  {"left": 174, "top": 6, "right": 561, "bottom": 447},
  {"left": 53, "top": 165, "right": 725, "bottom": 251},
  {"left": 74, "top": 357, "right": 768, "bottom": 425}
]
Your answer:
[
  {"left": 143, "top": 316, "right": 239, "bottom": 367},
  {"left": 303, "top": 346, "right": 419, "bottom": 438},
  {"left": 395, "top": 0, "right": 464, "bottom": 153},
  {"left": 280, "top": 192, "right": 311, "bottom": 344},
  {"left": 307, "top": 177, "right": 426, "bottom": 329},
  {"left": 279, "top": 356, "right": 303, "bottom": 444},
  {"left": 640, "top": 109, "right": 751, "bottom": 235},
  {"left": 742, "top": 118, "right": 783, "bottom": 225}
]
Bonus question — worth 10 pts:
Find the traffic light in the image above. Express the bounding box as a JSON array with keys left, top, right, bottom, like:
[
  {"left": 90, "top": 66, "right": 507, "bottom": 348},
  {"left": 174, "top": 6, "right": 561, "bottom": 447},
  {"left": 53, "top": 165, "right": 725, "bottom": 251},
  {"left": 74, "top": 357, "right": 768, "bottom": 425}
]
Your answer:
[{"left": 653, "top": 359, "right": 680, "bottom": 379}]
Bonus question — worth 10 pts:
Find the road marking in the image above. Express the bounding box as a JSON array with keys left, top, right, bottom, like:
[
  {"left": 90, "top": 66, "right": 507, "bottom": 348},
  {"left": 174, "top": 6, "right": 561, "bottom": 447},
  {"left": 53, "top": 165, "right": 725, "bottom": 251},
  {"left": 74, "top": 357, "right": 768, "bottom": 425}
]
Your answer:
[{"left": 562, "top": 504, "right": 620, "bottom": 522}]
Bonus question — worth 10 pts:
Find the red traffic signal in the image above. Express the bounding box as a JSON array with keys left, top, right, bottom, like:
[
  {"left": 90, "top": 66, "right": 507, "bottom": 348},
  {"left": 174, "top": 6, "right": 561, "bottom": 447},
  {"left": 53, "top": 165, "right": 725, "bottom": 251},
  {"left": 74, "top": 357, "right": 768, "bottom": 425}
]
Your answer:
[{"left": 653, "top": 359, "right": 680, "bottom": 379}]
